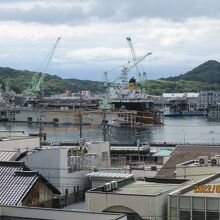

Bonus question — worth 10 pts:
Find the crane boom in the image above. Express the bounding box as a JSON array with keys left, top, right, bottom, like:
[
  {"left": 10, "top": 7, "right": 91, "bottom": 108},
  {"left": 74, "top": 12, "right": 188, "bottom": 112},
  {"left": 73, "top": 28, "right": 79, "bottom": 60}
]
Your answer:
[
  {"left": 126, "top": 37, "right": 141, "bottom": 79},
  {"left": 121, "top": 52, "right": 152, "bottom": 83},
  {"left": 24, "top": 37, "right": 61, "bottom": 97}
]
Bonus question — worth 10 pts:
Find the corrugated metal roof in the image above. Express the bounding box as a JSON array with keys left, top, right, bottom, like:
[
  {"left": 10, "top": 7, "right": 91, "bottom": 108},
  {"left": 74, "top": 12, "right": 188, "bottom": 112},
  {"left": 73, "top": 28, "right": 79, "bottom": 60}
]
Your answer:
[
  {"left": 0, "top": 161, "right": 39, "bottom": 205},
  {"left": 0, "top": 150, "right": 20, "bottom": 161},
  {"left": 86, "top": 172, "right": 134, "bottom": 179}
]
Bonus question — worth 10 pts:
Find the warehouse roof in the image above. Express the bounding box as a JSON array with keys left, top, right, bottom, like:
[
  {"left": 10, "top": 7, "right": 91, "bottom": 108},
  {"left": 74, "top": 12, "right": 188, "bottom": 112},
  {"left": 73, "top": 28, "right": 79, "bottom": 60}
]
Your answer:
[{"left": 0, "top": 161, "right": 60, "bottom": 205}]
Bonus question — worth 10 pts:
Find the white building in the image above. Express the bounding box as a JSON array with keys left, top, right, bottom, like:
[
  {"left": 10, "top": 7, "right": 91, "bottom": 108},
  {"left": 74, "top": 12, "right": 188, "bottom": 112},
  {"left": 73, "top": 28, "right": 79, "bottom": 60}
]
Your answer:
[
  {"left": 86, "top": 178, "right": 183, "bottom": 220},
  {"left": 208, "top": 103, "right": 220, "bottom": 119},
  {"left": 168, "top": 173, "right": 220, "bottom": 220},
  {"left": 21, "top": 142, "right": 111, "bottom": 196}
]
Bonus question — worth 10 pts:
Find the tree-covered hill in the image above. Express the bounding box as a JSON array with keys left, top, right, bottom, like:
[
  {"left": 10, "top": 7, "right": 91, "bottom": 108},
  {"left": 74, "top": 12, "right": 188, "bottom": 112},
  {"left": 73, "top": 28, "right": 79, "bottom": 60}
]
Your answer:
[
  {"left": 0, "top": 67, "right": 104, "bottom": 95},
  {"left": 165, "top": 60, "right": 220, "bottom": 84},
  {"left": 1, "top": 60, "right": 220, "bottom": 96}
]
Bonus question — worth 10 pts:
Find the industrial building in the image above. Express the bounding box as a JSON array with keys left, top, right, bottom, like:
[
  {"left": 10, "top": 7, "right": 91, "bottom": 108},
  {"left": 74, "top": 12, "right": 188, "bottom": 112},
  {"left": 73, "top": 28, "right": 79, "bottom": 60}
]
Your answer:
[
  {"left": 199, "top": 90, "right": 220, "bottom": 108},
  {"left": 208, "top": 103, "right": 220, "bottom": 120}
]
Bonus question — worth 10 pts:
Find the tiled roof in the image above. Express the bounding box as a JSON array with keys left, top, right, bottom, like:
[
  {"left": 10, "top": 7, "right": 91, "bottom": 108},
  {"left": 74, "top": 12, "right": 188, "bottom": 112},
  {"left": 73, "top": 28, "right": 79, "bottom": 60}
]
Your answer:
[
  {"left": 0, "top": 161, "right": 59, "bottom": 205},
  {"left": 0, "top": 150, "right": 20, "bottom": 161},
  {"left": 156, "top": 145, "right": 220, "bottom": 179}
]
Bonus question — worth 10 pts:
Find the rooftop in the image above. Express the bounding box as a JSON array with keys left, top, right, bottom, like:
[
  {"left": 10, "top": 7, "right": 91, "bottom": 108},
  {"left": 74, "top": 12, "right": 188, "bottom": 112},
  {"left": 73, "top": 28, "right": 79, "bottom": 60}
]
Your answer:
[
  {"left": 0, "top": 161, "right": 59, "bottom": 205},
  {"left": 171, "top": 173, "right": 220, "bottom": 198},
  {"left": 112, "top": 181, "right": 180, "bottom": 196},
  {"left": 86, "top": 172, "right": 134, "bottom": 179},
  {"left": 156, "top": 145, "right": 220, "bottom": 179}
]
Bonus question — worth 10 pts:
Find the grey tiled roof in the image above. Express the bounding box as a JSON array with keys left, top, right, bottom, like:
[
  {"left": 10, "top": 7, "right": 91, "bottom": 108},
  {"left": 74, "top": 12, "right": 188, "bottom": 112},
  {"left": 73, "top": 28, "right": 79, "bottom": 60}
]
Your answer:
[
  {"left": 0, "top": 161, "right": 38, "bottom": 205},
  {"left": 0, "top": 161, "right": 60, "bottom": 205},
  {"left": 156, "top": 145, "right": 220, "bottom": 179}
]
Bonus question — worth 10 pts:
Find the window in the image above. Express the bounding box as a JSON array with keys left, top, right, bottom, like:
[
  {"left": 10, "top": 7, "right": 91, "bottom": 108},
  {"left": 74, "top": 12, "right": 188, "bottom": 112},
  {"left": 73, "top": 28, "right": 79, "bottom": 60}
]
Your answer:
[
  {"left": 207, "top": 198, "right": 219, "bottom": 211},
  {"left": 179, "top": 197, "right": 190, "bottom": 209},
  {"left": 193, "top": 211, "right": 205, "bottom": 220},
  {"left": 180, "top": 210, "right": 190, "bottom": 220},
  {"left": 102, "top": 151, "right": 108, "bottom": 161},
  {"left": 207, "top": 212, "right": 219, "bottom": 220},
  {"left": 27, "top": 117, "right": 32, "bottom": 122}
]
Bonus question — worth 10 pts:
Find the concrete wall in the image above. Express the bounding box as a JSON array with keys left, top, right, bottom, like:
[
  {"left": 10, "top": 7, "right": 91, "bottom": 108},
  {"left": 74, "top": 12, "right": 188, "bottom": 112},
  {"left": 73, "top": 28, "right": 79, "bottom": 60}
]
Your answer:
[
  {"left": 86, "top": 191, "right": 171, "bottom": 220},
  {"left": 87, "top": 142, "right": 110, "bottom": 168},
  {"left": 0, "top": 205, "right": 127, "bottom": 220}
]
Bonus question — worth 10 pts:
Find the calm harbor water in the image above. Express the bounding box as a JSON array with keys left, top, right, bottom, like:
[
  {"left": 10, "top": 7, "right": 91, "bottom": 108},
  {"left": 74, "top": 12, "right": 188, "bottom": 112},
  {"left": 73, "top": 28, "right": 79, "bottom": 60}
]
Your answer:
[{"left": 1, "top": 117, "right": 220, "bottom": 144}]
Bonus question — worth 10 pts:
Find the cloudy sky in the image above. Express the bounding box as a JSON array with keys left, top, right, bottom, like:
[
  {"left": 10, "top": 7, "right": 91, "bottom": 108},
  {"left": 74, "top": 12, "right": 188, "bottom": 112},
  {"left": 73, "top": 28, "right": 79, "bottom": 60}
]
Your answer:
[{"left": 0, "top": 0, "right": 220, "bottom": 81}]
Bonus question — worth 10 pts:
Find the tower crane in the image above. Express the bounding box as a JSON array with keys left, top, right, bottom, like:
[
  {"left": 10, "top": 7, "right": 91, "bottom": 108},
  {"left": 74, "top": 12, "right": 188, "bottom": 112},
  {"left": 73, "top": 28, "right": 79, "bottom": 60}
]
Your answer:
[{"left": 24, "top": 37, "right": 61, "bottom": 97}]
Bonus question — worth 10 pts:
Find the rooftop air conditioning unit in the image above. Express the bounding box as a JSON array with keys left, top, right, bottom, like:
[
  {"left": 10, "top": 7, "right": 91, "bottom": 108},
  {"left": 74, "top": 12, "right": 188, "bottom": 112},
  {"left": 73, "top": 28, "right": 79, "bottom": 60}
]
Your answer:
[
  {"left": 199, "top": 156, "right": 208, "bottom": 166},
  {"left": 211, "top": 157, "right": 220, "bottom": 166},
  {"left": 110, "top": 181, "right": 118, "bottom": 190},
  {"left": 103, "top": 183, "right": 111, "bottom": 192}
]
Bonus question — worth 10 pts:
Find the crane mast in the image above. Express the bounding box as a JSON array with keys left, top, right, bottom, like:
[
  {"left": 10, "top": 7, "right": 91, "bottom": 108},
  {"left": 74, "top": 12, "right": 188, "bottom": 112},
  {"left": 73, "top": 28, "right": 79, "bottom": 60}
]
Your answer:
[{"left": 126, "top": 37, "right": 142, "bottom": 80}]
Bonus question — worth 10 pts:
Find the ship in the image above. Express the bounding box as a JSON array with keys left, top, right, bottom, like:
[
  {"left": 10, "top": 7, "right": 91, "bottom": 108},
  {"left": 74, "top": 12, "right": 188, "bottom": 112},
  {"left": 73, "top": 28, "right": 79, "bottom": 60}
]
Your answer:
[{"left": 104, "top": 77, "right": 163, "bottom": 127}]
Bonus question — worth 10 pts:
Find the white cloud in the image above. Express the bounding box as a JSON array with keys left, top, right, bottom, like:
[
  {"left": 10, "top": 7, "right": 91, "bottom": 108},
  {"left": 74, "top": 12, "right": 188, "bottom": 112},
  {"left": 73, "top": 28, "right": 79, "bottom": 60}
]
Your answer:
[{"left": 0, "top": 14, "right": 220, "bottom": 79}]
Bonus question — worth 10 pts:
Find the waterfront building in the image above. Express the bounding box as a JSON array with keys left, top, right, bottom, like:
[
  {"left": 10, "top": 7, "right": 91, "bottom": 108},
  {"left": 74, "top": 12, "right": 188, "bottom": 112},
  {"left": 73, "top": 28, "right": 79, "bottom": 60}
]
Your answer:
[
  {"left": 199, "top": 90, "right": 220, "bottom": 108},
  {"left": 161, "top": 93, "right": 201, "bottom": 116},
  {"left": 208, "top": 103, "right": 220, "bottom": 120}
]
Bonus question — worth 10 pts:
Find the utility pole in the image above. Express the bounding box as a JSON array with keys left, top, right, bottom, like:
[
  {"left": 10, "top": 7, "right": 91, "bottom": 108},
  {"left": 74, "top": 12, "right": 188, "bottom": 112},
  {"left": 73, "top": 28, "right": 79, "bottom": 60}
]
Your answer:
[{"left": 79, "top": 91, "right": 83, "bottom": 138}]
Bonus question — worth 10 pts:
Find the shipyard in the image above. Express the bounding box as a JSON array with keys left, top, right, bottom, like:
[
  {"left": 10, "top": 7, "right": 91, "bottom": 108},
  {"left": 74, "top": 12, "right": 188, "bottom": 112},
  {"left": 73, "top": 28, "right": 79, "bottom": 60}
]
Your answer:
[{"left": 1, "top": 1, "right": 220, "bottom": 220}]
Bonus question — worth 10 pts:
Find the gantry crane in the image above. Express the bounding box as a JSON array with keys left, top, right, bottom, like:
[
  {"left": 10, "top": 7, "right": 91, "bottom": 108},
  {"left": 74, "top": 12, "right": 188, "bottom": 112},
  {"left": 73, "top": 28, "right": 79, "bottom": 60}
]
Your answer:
[{"left": 24, "top": 37, "right": 61, "bottom": 98}]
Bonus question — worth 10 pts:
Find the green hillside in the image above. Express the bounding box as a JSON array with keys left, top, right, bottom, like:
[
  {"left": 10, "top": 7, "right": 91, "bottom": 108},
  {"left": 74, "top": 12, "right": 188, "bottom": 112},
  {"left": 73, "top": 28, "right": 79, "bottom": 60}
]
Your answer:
[
  {"left": 1, "top": 60, "right": 220, "bottom": 96},
  {"left": 165, "top": 60, "right": 220, "bottom": 84},
  {"left": 0, "top": 67, "right": 104, "bottom": 95}
]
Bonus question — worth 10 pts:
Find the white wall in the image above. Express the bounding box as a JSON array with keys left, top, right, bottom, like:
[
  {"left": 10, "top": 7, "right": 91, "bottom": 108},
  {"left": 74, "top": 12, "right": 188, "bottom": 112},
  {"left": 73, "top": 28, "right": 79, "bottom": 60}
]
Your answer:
[
  {"left": 86, "top": 190, "right": 173, "bottom": 220},
  {"left": 22, "top": 147, "right": 89, "bottom": 195},
  {"left": 176, "top": 166, "right": 220, "bottom": 180}
]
